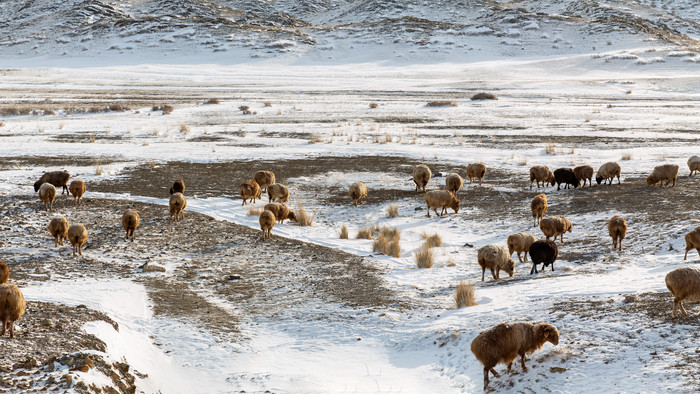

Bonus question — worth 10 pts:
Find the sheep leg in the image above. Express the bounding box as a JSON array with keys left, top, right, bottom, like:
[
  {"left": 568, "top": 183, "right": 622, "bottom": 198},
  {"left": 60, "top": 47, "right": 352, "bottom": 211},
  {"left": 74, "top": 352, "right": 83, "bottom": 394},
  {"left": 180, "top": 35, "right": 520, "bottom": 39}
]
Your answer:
[
  {"left": 679, "top": 300, "right": 688, "bottom": 316},
  {"left": 684, "top": 249, "right": 689, "bottom": 260},
  {"left": 507, "top": 362, "right": 512, "bottom": 372},
  {"left": 672, "top": 299, "right": 679, "bottom": 317},
  {"left": 516, "top": 252, "right": 523, "bottom": 263},
  {"left": 479, "top": 178, "right": 482, "bottom": 186},
  {"left": 481, "top": 267, "right": 486, "bottom": 281},
  {"left": 9, "top": 321, "right": 15, "bottom": 339},
  {"left": 1, "top": 319, "right": 5, "bottom": 336},
  {"left": 492, "top": 268, "right": 498, "bottom": 279},
  {"left": 530, "top": 263, "right": 538, "bottom": 275},
  {"left": 483, "top": 368, "right": 490, "bottom": 388},
  {"left": 426, "top": 207, "right": 431, "bottom": 218},
  {"left": 551, "top": 262, "right": 555, "bottom": 271},
  {"left": 520, "top": 353, "right": 528, "bottom": 371}
]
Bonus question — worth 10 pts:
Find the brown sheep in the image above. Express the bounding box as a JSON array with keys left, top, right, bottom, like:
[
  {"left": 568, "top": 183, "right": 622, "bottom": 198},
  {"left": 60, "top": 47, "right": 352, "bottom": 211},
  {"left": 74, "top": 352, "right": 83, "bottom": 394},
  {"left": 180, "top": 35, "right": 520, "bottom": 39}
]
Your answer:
[
  {"left": 254, "top": 170, "right": 276, "bottom": 193},
  {"left": 608, "top": 215, "right": 627, "bottom": 251},
  {"left": 69, "top": 179, "right": 86, "bottom": 206},
  {"left": 471, "top": 322, "right": 559, "bottom": 388},
  {"left": 539, "top": 216, "right": 572, "bottom": 242},
  {"left": 67, "top": 224, "right": 88, "bottom": 256},
  {"left": 596, "top": 162, "right": 621, "bottom": 185},
  {"left": 424, "top": 190, "right": 459, "bottom": 218},
  {"left": 48, "top": 216, "right": 69, "bottom": 247},
  {"left": 169, "top": 192, "right": 187, "bottom": 222},
  {"left": 33, "top": 170, "right": 70, "bottom": 194},
  {"left": 466, "top": 163, "right": 487, "bottom": 185},
  {"left": 0, "top": 261, "right": 26, "bottom": 339},
  {"left": 122, "top": 209, "right": 140, "bottom": 241},
  {"left": 665, "top": 267, "right": 700, "bottom": 317},
  {"left": 477, "top": 244, "right": 515, "bottom": 281},
  {"left": 264, "top": 202, "right": 296, "bottom": 224},
  {"left": 573, "top": 165, "right": 594, "bottom": 187},
  {"left": 445, "top": 173, "right": 464, "bottom": 194},
  {"left": 239, "top": 180, "right": 261, "bottom": 206},
  {"left": 38, "top": 183, "right": 56, "bottom": 212},
  {"left": 412, "top": 164, "right": 432, "bottom": 192},
  {"left": 507, "top": 232, "right": 536, "bottom": 262},
  {"left": 529, "top": 165, "right": 555, "bottom": 188},
  {"left": 259, "top": 210, "right": 275, "bottom": 240},
  {"left": 530, "top": 193, "right": 547, "bottom": 227},
  {"left": 169, "top": 179, "right": 185, "bottom": 195},
  {"left": 684, "top": 226, "right": 700, "bottom": 260},
  {"left": 646, "top": 164, "right": 679, "bottom": 187},
  {"left": 267, "top": 183, "right": 290, "bottom": 203},
  {"left": 688, "top": 155, "right": 700, "bottom": 176},
  {"left": 349, "top": 181, "right": 368, "bottom": 207}
]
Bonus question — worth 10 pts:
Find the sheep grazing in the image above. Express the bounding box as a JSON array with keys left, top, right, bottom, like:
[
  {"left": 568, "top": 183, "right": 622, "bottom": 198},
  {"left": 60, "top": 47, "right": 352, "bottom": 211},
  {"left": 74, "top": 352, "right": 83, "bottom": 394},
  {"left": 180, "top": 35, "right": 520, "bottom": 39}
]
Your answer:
[
  {"left": 259, "top": 210, "right": 276, "bottom": 240},
  {"left": 539, "top": 216, "right": 572, "bottom": 242},
  {"left": 466, "top": 163, "right": 487, "bottom": 186},
  {"left": 254, "top": 170, "right": 276, "bottom": 193},
  {"left": 595, "top": 162, "right": 621, "bottom": 185},
  {"left": 477, "top": 244, "right": 515, "bottom": 281},
  {"left": 553, "top": 168, "right": 579, "bottom": 191},
  {"left": 529, "top": 240, "right": 558, "bottom": 274},
  {"left": 69, "top": 179, "right": 86, "bottom": 206},
  {"left": 412, "top": 164, "right": 432, "bottom": 192},
  {"left": 267, "top": 183, "right": 290, "bottom": 203},
  {"left": 33, "top": 170, "right": 70, "bottom": 194},
  {"left": 349, "top": 181, "right": 368, "bottom": 207},
  {"left": 169, "top": 192, "right": 187, "bottom": 222},
  {"left": 264, "top": 202, "right": 296, "bottom": 223},
  {"left": 684, "top": 226, "right": 700, "bottom": 260},
  {"left": 67, "top": 224, "right": 88, "bottom": 256},
  {"left": 530, "top": 193, "right": 548, "bottom": 227},
  {"left": 0, "top": 261, "right": 26, "bottom": 339},
  {"left": 529, "top": 165, "right": 555, "bottom": 188},
  {"left": 646, "top": 164, "right": 679, "bottom": 187},
  {"left": 665, "top": 267, "right": 700, "bottom": 317},
  {"left": 507, "top": 232, "right": 536, "bottom": 262},
  {"left": 38, "top": 183, "right": 57, "bottom": 212},
  {"left": 238, "top": 180, "right": 261, "bottom": 206},
  {"left": 445, "top": 173, "right": 463, "bottom": 194},
  {"left": 608, "top": 215, "right": 627, "bottom": 251},
  {"left": 122, "top": 209, "right": 140, "bottom": 242},
  {"left": 424, "top": 190, "right": 460, "bottom": 218},
  {"left": 688, "top": 155, "right": 700, "bottom": 176},
  {"left": 471, "top": 322, "right": 559, "bottom": 389},
  {"left": 169, "top": 179, "right": 185, "bottom": 195},
  {"left": 48, "top": 216, "right": 69, "bottom": 247},
  {"left": 573, "top": 165, "right": 594, "bottom": 187}
]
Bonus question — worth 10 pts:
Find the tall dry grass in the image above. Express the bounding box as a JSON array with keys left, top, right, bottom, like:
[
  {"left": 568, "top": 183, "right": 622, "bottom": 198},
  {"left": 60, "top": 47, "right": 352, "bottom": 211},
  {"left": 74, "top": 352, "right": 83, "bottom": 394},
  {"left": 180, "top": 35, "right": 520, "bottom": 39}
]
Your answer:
[
  {"left": 454, "top": 280, "right": 477, "bottom": 307},
  {"left": 372, "top": 227, "right": 401, "bottom": 257},
  {"left": 415, "top": 244, "right": 434, "bottom": 268},
  {"left": 295, "top": 203, "right": 315, "bottom": 226}
]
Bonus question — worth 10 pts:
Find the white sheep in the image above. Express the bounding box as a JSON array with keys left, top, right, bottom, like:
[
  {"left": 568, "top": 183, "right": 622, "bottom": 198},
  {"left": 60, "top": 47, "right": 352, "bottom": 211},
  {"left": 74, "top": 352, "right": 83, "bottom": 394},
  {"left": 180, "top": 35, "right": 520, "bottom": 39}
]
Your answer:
[
  {"left": 529, "top": 165, "right": 554, "bottom": 188},
  {"left": 169, "top": 192, "right": 187, "bottom": 221},
  {"left": 267, "top": 183, "right": 290, "bottom": 203},
  {"left": 507, "top": 232, "right": 536, "bottom": 262},
  {"left": 665, "top": 267, "right": 700, "bottom": 317},
  {"left": 38, "top": 183, "right": 56, "bottom": 212},
  {"left": 48, "top": 216, "right": 69, "bottom": 247},
  {"left": 646, "top": 164, "right": 679, "bottom": 187},
  {"left": 530, "top": 193, "right": 547, "bottom": 227},
  {"left": 573, "top": 165, "right": 594, "bottom": 187},
  {"left": 608, "top": 215, "right": 627, "bottom": 251},
  {"left": 684, "top": 226, "right": 700, "bottom": 260},
  {"left": 424, "top": 190, "right": 459, "bottom": 218},
  {"left": 445, "top": 173, "right": 463, "bottom": 194},
  {"left": 477, "top": 244, "right": 515, "bottom": 281},
  {"left": 539, "top": 216, "right": 572, "bottom": 242},
  {"left": 413, "top": 164, "right": 432, "bottom": 192},
  {"left": 349, "top": 181, "right": 368, "bottom": 207},
  {"left": 595, "top": 162, "right": 621, "bottom": 185},
  {"left": 688, "top": 155, "right": 700, "bottom": 176},
  {"left": 67, "top": 224, "right": 88, "bottom": 256},
  {"left": 466, "top": 163, "right": 486, "bottom": 185}
]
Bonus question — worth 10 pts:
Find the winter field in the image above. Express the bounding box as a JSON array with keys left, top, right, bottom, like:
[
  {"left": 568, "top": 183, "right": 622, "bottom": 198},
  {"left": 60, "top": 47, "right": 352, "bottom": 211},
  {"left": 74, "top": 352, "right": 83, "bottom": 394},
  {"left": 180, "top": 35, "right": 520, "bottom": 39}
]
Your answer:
[{"left": 1, "top": 56, "right": 699, "bottom": 393}]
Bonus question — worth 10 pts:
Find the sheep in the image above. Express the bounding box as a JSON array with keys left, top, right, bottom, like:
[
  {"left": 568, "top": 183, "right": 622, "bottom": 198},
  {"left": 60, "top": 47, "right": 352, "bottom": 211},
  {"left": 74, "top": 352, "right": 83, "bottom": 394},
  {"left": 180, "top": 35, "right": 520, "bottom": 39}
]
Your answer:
[
  {"left": 254, "top": 170, "right": 276, "bottom": 193},
  {"left": 122, "top": 209, "right": 140, "bottom": 242},
  {"left": 169, "top": 179, "right": 185, "bottom": 195},
  {"left": 33, "top": 170, "right": 70, "bottom": 194},
  {"left": 684, "top": 226, "right": 700, "bottom": 260},
  {"left": 553, "top": 168, "right": 579, "bottom": 191},
  {"left": 38, "top": 183, "right": 56, "bottom": 212},
  {"left": 477, "top": 244, "right": 515, "bottom": 281},
  {"left": 424, "top": 190, "right": 459, "bottom": 218},
  {"left": 646, "top": 164, "right": 679, "bottom": 187},
  {"left": 595, "top": 162, "right": 621, "bottom": 185},
  {"left": 263, "top": 202, "right": 296, "bottom": 224},
  {"left": 0, "top": 261, "right": 26, "bottom": 339},
  {"left": 445, "top": 173, "right": 463, "bottom": 194},
  {"left": 69, "top": 179, "right": 86, "bottom": 206},
  {"left": 665, "top": 267, "right": 700, "bottom": 317},
  {"left": 573, "top": 165, "right": 594, "bottom": 187},
  {"left": 48, "top": 216, "right": 69, "bottom": 247},
  {"left": 466, "top": 163, "right": 487, "bottom": 186},
  {"left": 412, "top": 164, "right": 432, "bottom": 192},
  {"left": 507, "top": 232, "right": 536, "bottom": 262},
  {"left": 67, "top": 224, "right": 88, "bottom": 256},
  {"left": 238, "top": 180, "right": 261, "bottom": 205},
  {"left": 259, "top": 210, "right": 276, "bottom": 240},
  {"left": 471, "top": 322, "right": 559, "bottom": 389},
  {"left": 688, "top": 155, "right": 700, "bottom": 176},
  {"left": 539, "top": 216, "right": 572, "bottom": 242},
  {"left": 529, "top": 240, "right": 558, "bottom": 274},
  {"left": 349, "top": 181, "right": 368, "bottom": 207},
  {"left": 169, "top": 192, "right": 187, "bottom": 222},
  {"left": 531, "top": 193, "right": 548, "bottom": 227},
  {"left": 267, "top": 183, "right": 290, "bottom": 203},
  {"left": 608, "top": 215, "right": 627, "bottom": 251},
  {"left": 529, "top": 165, "right": 555, "bottom": 188}
]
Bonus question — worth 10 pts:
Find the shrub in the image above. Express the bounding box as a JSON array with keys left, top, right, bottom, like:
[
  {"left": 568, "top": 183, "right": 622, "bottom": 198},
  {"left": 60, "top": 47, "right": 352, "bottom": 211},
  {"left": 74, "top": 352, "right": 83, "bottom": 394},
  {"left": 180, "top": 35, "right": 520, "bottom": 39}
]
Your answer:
[
  {"left": 295, "top": 203, "right": 315, "bottom": 226},
  {"left": 414, "top": 244, "right": 434, "bottom": 268},
  {"left": 204, "top": 98, "right": 220, "bottom": 105},
  {"left": 247, "top": 207, "right": 263, "bottom": 216},
  {"left": 422, "top": 232, "right": 442, "bottom": 248},
  {"left": 180, "top": 124, "right": 190, "bottom": 133},
  {"left": 454, "top": 281, "right": 477, "bottom": 307},
  {"left": 369, "top": 102, "right": 378, "bottom": 109},
  {"left": 153, "top": 104, "right": 174, "bottom": 114},
  {"left": 471, "top": 92, "right": 497, "bottom": 100},
  {"left": 357, "top": 227, "right": 373, "bottom": 239},
  {"left": 372, "top": 227, "right": 401, "bottom": 257},
  {"left": 621, "top": 152, "right": 633, "bottom": 160},
  {"left": 545, "top": 143, "right": 556, "bottom": 155},
  {"left": 426, "top": 100, "right": 457, "bottom": 107},
  {"left": 387, "top": 204, "right": 399, "bottom": 218},
  {"left": 339, "top": 224, "right": 349, "bottom": 239}
]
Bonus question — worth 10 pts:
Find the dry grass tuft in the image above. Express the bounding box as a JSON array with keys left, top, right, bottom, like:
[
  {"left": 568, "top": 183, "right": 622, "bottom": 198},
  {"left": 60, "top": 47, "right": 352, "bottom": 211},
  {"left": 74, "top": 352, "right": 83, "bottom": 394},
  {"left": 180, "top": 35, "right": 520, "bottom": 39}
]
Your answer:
[
  {"left": 373, "top": 227, "right": 401, "bottom": 257},
  {"left": 387, "top": 204, "right": 399, "bottom": 218},
  {"left": 518, "top": 157, "right": 528, "bottom": 166},
  {"left": 426, "top": 100, "right": 458, "bottom": 107},
  {"left": 153, "top": 104, "right": 174, "bottom": 114},
  {"left": 263, "top": 101, "right": 272, "bottom": 107},
  {"left": 247, "top": 207, "right": 263, "bottom": 216},
  {"left": 369, "top": 102, "right": 378, "bottom": 109},
  {"left": 621, "top": 152, "right": 633, "bottom": 160},
  {"left": 545, "top": 142, "right": 556, "bottom": 155},
  {"left": 357, "top": 227, "right": 374, "bottom": 239},
  {"left": 471, "top": 92, "right": 497, "bottom": 101},
  {"left": 295, "top": 203, "right": 315, "bottom": 226},
  {"left": 422, "top": 232, "right": 442, "bottom": 248},
  {"left": 204, "top": 98, "right": 220, "bottom": 105},
  {"left": 414, "top": 244, "right": 434, "bottom": 268},
  {"left": 180, "top": 124, "right": 190, "bottom": 133},
  {"left": 308, "top": 133, "right": 324, "bottom": 144},
  {"left": 95, "top": 163, "right": 103, "bottom": 176},
  {"left": 454, "top": 281, "right": 477, "bottom": 307},
  {"left": 339, "top": 224, "right": 349, "bottom": 239}
]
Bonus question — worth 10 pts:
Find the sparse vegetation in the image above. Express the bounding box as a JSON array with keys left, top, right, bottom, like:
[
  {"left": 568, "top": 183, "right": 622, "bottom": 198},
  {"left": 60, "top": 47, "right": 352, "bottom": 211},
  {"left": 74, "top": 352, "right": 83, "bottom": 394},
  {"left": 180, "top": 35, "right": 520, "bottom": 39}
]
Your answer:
[
  {"left": 295, "top": 203, "right": 315, "bottom": 227},
  {"left": 373, "top": 227, "right": 401, "bottom": 258},
  {"left": 387, "top": 204, "right": 399, "bottom": 218},
  {"left": 95, "top": 163, "right": 103, "bottom": 176},
  {"left": 415, "top": 244, "right": 434, "bottom": 268},
  {"left": 545, "top": 142, "right": 556, "bottom": 155},
  {"left": 518, "top": 157, "right": 528, "bottom": 166},
  {"left": 369, "top": 102, "right": 378, "bottom": 109},
  {"left": 339, "top": 224, "right": 349, "bottom": 239},
  {"left": 204, "top": 98, "right": 220, "bottom": 105},
  {"left": 357, "top": 227, "right": 374, "bottom": 239},
  {"left": 153, "top": 104, "right": 174, "bottom": 114},
  {"left": 239, "top": 105, "right": 252, "bottom": 115},
  {"left": 263, "top": 101, "right": 272, "bottom": 107},
  {"left": 454, "top": 281, "right": 477, "bottom": 307},
  {"left": 426, "top": 100, "right": 458, "bottom": 107},
  {"left": 422, "top": 232, "right": 442, "bottom": 248},
  {"left": 308, "top": 133, "right": 324, "bottom": 144},
  {"left": 247, "top": 207, "right": 263, "bottom": 216},
  {"left": 471, "top": 92, "right": 497, "bottom": 100},
  {"left": 180, "top": 124, "right": 190, "bottom": 133},
  {"left": 621, "top": 152, "right": 633, "bottom": 160}
]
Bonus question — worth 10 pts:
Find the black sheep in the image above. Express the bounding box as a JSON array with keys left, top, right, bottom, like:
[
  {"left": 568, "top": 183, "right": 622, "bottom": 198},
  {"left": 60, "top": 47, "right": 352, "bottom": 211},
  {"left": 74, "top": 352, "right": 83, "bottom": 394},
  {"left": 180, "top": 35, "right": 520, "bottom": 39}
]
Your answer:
[
  {"left": 169, "top": 179, "right": 185, "bottom": 195},
  {"left": 553, "top": 168, "right": 579, "bottom": 191},
  {"left": 529, "top": 240, "right": 558, "bottom": 274},
  {"left": 33, "top": 171, "right": 70, "bottom": 194}
]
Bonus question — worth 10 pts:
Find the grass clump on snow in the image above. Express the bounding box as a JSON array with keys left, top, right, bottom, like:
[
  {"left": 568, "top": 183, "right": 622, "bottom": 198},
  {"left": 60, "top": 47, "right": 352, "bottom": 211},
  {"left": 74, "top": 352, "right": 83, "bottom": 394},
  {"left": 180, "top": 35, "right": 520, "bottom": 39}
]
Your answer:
[
  {"left": 247, "top": 207, "right": 263, "bottom": 216},
  {"left": 204, "top": 98, "right": 220, "bottom": 105},
  {"left": 387, "top": 204, "right": 399, "bottom": 218},
  {"left": 339, "top": 224, "right": 349, "bottom": 239},
  {"left": 414, "top": 244, "right": 434, "bottom": 268},
  {"left": 295, "top": 203, "right": 315, "bottom": 227},
  {"left": 454, "top": 281, "right": 477, "bottom": 307},
  {"left": 373, "top": 227, "right": 401, "bottom": 257},
  {"left": 621, "top": 152, "right": 633, "bottom": 160},
  {"left": 422, "top": 232, "right": 442, "bottom": 248},
  {"left": 357, "top": 227, "right": 373, "bottom": 239},
  {"left": 426, "top": 100, "right": 457, "bottom": 107}
]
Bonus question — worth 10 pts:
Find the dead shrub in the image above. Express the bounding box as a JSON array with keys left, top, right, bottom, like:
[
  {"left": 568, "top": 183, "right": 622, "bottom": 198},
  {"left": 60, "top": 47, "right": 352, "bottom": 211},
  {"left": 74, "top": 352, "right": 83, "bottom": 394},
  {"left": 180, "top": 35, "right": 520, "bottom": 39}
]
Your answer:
[
  {"left": 422, "top": 232, "right": 442, "bottom": 248},
  {"left": 204, "top": 98, "right": 220, "bottom": 105},
  {"left": 95, "top": 163, "right": 103, "bottom": 176},
  {"left": 339, "top": 224, "right": 349, "bottom": 239},
  {"left": 369, "top": 102, "right": 378, "bottom": 109},
  {"left": 247, "top": 207, "right": 263, "bottom": 216},
  {"left": 621, "top": 152, "right": 633, "bottom": 160},
  {"left": 263, "top": 101, "right": 272, "bottom": 107},
  {"left": 471, "top": 92, "right": 498, "bottom": 100},
  {"left": 545, "top": 142, "right": 556, "bottom": 155},
  {"left": 108, "top": 104, "right": 127, "bottom": 112},
  {"left": 372, "top": 227, "right": 401, "bottom": 257},
  {"left": 426, "top": 100, "right": 457, "bottom": 107},
  {"left": 454, "top": 281, "right": 477, "bottom": 307},
  {"left": 387, "top": 204, "right": 399, "bottom": 218},
  {"left": 295, "top": 203, "right": 315, "bottom": 227},
  {"left": 414, "top": 244, "right": 434, "bottom": 268},
  {"left": 180, "top": 124, "right": 190, "bottom": 133},
  {"left": 357, "top": 227, "right": 374, "bottom": 239},
  {"left": 153, "top": 104, "right": 174, "bottom": 114}
]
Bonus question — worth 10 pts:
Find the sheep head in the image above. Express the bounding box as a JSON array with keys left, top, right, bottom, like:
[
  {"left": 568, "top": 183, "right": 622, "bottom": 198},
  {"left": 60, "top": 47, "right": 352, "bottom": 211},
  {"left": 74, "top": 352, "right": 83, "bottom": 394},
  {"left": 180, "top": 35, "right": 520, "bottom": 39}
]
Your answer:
[
  {"left": 504, "top": 259, "right": 515, "bottom": 277},
  {"left": 535, "top": 323, "right": 559, "bottom": 346},
  {"left": 646, "top": 175, "right": 659, "bottom": 186},
  {"left": 596, "top": 176, "right": 604, "bottom": 185},
  {"left": 287, "top": 211, "right": 297, "bottom": 222},
  {"left": 450, "top": 196, "right": 460, "bottom": 214},
  {"left": 33, "top": 180, "right": 42, "bottom": 192}
]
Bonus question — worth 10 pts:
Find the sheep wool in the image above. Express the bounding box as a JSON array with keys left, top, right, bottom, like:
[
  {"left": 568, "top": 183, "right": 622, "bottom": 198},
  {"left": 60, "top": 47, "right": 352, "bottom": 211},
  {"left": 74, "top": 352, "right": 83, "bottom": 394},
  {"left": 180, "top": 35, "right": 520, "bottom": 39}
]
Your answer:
[
  {"left": 0, "top": 261, "right": 26, "bottom": 339},
  {"left": 267, "top": 183, "right": 290, "bottom": 203},
  {"left": 38, "top": 183, "right": 57, "bottom": 212},
  {"left": 259, "top": 210, "right": 276, "bottom": 240},
  {"left": 507, "top": 232, "right": 536, "bottom": 262},
  {"left": 238, "top": 180, "right": 261, "bottom": 206},
  {"left": 424, "top": 190, "right": 459, "bottom": 218},
  {"left": 445, "top": 173, "right": 463, "bottom": 194},
  {"left": 539, "top": 216, "right": 572, "bottom": 243},
  {"left": 530, "top": 193, "right": 548, "bottom": 227},
  {"left": 33, "top": 170, "right": 70, "bottom": 194},
  {"left": 412, "top": 164, "right": 432, "bottom": 192},
  {"left": 254, "top": 171, "right": 276, "bottom": 193},
  {"left": 665, "top": 267, "right": 700, "bottom": 317},
  {"left": 466, "top": 163, "right": 487, "bottom": 186},
  {"left": 264, "top": 202, "right": 296, "bottom": 224},
  {"left": 122, "top": 209, "right": 140, "bottom": 242},
  {"left": 608, "top": 216, "right": 627, "bottom": 251},
  {"left": 69, "top": 179, "right": 86, "bottom": 206},
  {"left": 169, "top": 193, "right": 187, "bottom": 221},
  {"left": 646, "top": 164, "right": 679, "bottom": 187},
  {"left": 684, "top": 226, "right": 700, "bottom": 261},
  {"left": 596, "top": 162, "right": 621, "bottom": 185},
  {"left": 477, "top": 244, "right": 515, "bottom": 281},
  {"left": 48, "top": 216, "right": 69, "bottom": 247},
  {"left": 688, "top": 155, "right": 700, "bottom": 176},
  {"left": 529, "top": 165, "right": 555, "bottom": 188},
  {"left": 349, "top": 181, "right": 368, "bottom": 207},
  {"left": 573, "top": 165, "right": 594, "bottom": 187},
  {"left": 67, "top": 224, "right": 88, "bottom": 256},
  {"left": 170, "top": 179, "right": 185, "bottom": 195}
]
